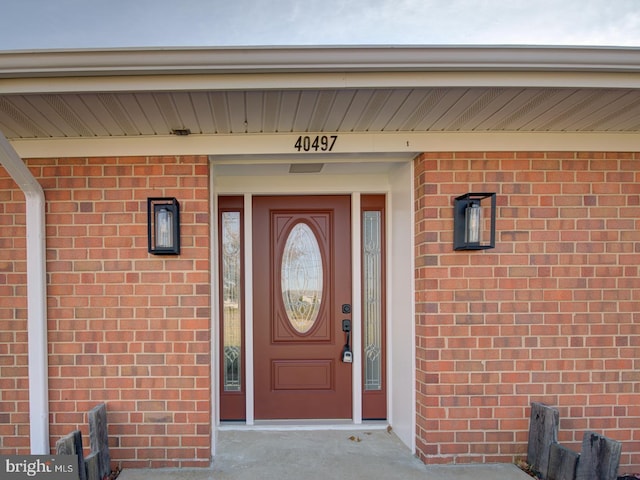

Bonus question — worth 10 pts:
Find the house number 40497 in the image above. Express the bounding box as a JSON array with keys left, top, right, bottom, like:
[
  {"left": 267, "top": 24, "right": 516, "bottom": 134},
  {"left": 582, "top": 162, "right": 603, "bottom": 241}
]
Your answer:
[{"left": 294, "top": 135, "right": 338, "bottom": 152}]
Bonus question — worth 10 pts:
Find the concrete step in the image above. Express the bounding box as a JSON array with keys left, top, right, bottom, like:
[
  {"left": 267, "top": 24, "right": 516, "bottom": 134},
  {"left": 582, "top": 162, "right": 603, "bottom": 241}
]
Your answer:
[{"left": 118, "top": 429, "right": 532, "bottom": 480}]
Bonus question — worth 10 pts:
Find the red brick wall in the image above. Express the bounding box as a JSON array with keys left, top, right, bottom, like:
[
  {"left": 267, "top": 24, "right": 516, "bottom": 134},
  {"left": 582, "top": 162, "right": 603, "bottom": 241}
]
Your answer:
[
  {"left": 414, "top": 152, "right": 640, "bottom": 470},
  {"left": 4, "top": 150, "right": 639, "bottom": 470},
  {"left": 0, "top": 155, "right": 211, "bottom": 468}
]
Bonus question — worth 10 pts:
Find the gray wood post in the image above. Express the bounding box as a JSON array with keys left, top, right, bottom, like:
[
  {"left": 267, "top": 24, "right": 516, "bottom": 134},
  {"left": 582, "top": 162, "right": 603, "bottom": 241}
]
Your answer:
[
  {"left": 527, "top": 402, "right": 560, "bottom": 479},
  {"left": 55, "top": 430, "right": 87, "bottom": 480},
  {"left": 88, "top": 403, "right": 110, "bottom": 480},
  {"left": 575, "top": 431, "right": 622, "bottom": 480},
  {"left": 548, "top": 443, "right": 579, "bottom": 480},
  {"left": 85, "top": 451, "right": 100, "bottom": 480}
]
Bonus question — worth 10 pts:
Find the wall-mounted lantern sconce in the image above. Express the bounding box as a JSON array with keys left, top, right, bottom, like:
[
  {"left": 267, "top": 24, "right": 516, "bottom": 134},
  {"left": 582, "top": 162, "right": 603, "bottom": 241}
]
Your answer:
[
  {"left": 453, "top": 193, "right": 496, "bottom": 251},
  {"left": 148, "top": 197, "right": 180, "bottom": 255}
]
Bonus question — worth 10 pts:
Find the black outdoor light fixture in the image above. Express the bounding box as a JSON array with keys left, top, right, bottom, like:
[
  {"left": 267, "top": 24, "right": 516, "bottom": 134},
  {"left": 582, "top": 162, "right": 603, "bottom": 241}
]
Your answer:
[
  {"left": 453, "top": 193, "right": 496, "bottom": 251},
  {"left": 148, "top": 197, "right": 180, "bottom": 255}
]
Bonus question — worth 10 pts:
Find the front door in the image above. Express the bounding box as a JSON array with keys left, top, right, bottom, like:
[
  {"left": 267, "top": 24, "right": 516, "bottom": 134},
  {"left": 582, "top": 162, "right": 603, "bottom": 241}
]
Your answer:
[{"left": 253, "top": 195, "right": 352, "bottom": 419}]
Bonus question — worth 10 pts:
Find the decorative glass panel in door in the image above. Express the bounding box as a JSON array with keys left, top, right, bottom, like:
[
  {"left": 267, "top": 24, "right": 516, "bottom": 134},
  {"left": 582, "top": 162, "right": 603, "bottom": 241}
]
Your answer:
[{"left": 281, "top": 223, "right": 323, "bottom": 334}]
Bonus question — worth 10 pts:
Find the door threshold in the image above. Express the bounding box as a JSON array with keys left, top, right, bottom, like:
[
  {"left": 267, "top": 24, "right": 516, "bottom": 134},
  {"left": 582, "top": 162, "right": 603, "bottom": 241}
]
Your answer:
[{"left": 218, "top": 420, "right": 388, "bottom": 431}]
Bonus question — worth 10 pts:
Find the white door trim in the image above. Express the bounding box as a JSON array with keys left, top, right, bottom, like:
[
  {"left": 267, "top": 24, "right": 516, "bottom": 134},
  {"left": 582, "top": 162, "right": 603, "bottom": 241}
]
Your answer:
[
  {"left": 243, "top": 193, "right": 255, "bottom": 425},
  {"left": 351, "top": 193, "right": 363, "bottom": 425}
]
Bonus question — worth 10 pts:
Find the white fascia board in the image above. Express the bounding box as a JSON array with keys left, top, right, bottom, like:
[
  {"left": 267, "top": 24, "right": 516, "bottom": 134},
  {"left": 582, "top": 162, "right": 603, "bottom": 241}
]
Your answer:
[
  {"left": 10, "top": 131, "right": 640, "bottom": 159},
  {"left": 1, "top": 70, "right": 640, "bottom": 95},
  {"left": 1, "top": 45, "right": 640, "bottom": 77},
  {"left": 0, "top": 45, "right": 639, "bottom": 94}
]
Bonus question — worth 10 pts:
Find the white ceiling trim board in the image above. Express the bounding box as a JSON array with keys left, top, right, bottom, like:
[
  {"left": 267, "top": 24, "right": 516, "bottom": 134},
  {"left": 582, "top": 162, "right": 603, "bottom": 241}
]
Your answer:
[{"left": 11, "top": 131, "right": 640, "bottom": 159}]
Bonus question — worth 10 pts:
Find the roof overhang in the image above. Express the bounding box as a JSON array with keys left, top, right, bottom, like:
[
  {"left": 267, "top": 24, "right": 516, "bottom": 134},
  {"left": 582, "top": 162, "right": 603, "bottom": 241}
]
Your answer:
[
  {"left": 1, "top": 45, "right": 639, "bottom": 158},
  {"left": 2, "top": 45, "right": 640, "bottom": 77}
]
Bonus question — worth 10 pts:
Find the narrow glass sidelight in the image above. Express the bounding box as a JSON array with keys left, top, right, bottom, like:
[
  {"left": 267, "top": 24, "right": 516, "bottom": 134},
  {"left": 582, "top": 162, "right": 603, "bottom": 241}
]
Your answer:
[
  {"left": 281, "top": 223, "right": 323, "bottom": 334},
  {"left": 363, "top": 211, "right": 382, "bottom": 391},
  {"left": 222, "top": 211, "right": 242, "bottom": 391}
]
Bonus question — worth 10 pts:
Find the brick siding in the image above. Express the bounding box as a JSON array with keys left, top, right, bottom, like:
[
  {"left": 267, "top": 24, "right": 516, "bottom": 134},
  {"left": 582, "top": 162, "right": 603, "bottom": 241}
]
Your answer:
[
  {"left": 414, "top": 152, "right": 640, "bottom": 470},
  {"left": 0, "top": 155, "right": 211, "bottom": 468},
  {"left": 3, "top": 151, "right": 640, "bottom": 471}
]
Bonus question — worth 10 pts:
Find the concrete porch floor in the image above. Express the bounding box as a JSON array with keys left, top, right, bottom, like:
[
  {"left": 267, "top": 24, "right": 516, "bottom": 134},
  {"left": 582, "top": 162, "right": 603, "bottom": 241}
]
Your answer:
[{"left": 118, "top": 429, "right": 532, "bottom": 480}]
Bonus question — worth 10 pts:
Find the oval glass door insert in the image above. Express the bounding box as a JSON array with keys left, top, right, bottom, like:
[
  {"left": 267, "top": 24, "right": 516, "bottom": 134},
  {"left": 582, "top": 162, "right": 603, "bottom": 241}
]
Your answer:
[{"left": 281, "top": 223, "right": 323, "bottom": 334}]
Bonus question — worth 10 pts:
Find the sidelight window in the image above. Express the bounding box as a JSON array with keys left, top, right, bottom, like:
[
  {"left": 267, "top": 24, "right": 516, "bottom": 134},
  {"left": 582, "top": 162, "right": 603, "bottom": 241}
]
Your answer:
[
  {"left": 218, "top": 196, "right": 246, "bottom": 420},
  {"left": 222, "top": 211, "right": 242, "bottom": 391},
  {"left": 361, "top": 195, "right": 387, "bottom": 419},
  {"left": 363, "top": 211, "right": 382, "bottom": 391}
]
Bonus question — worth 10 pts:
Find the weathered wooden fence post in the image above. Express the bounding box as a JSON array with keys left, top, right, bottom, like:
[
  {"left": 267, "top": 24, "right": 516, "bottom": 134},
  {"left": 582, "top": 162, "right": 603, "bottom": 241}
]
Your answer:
[
  {"left": 575, "top": 431, "right": 622, "bottom": 480},
  {"left": 88, "top": 403, "right": 110, "bottom": 480},
  {"left": 527, "top": 402, "right": 560, "bottom": 479},
  {"left": 55, "top": 430, "right": 87, "bottom": 480},
  {"left": 85, "top": 451, "right": 100, "bottom": 480},
  {"left": 548, "top": 443, "right": 580, "bottom": 480}
]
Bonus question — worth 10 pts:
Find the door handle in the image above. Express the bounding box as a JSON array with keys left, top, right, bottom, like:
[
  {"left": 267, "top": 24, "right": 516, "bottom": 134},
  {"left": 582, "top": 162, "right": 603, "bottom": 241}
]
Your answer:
[{"left": 341, "top": 319, "right": 352, "bottom": 363}]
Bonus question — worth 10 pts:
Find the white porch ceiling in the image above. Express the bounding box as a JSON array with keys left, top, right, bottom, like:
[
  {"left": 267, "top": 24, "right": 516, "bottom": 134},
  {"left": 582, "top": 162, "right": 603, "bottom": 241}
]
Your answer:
[{"left": 1, "top": 86, "right": 639, "bottom": 141}]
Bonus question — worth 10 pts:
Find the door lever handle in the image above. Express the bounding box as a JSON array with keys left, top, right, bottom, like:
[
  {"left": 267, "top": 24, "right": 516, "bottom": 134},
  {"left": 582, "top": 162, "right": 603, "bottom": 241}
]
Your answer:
[{"left": 341, "top": 319, "right": 352, "bottom": 363}]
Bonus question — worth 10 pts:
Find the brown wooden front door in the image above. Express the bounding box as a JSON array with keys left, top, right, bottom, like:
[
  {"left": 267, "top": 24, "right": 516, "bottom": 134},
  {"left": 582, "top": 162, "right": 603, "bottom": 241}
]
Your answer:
[{"left": 253, "top": 195, "right": 352, "bottom": 419}]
